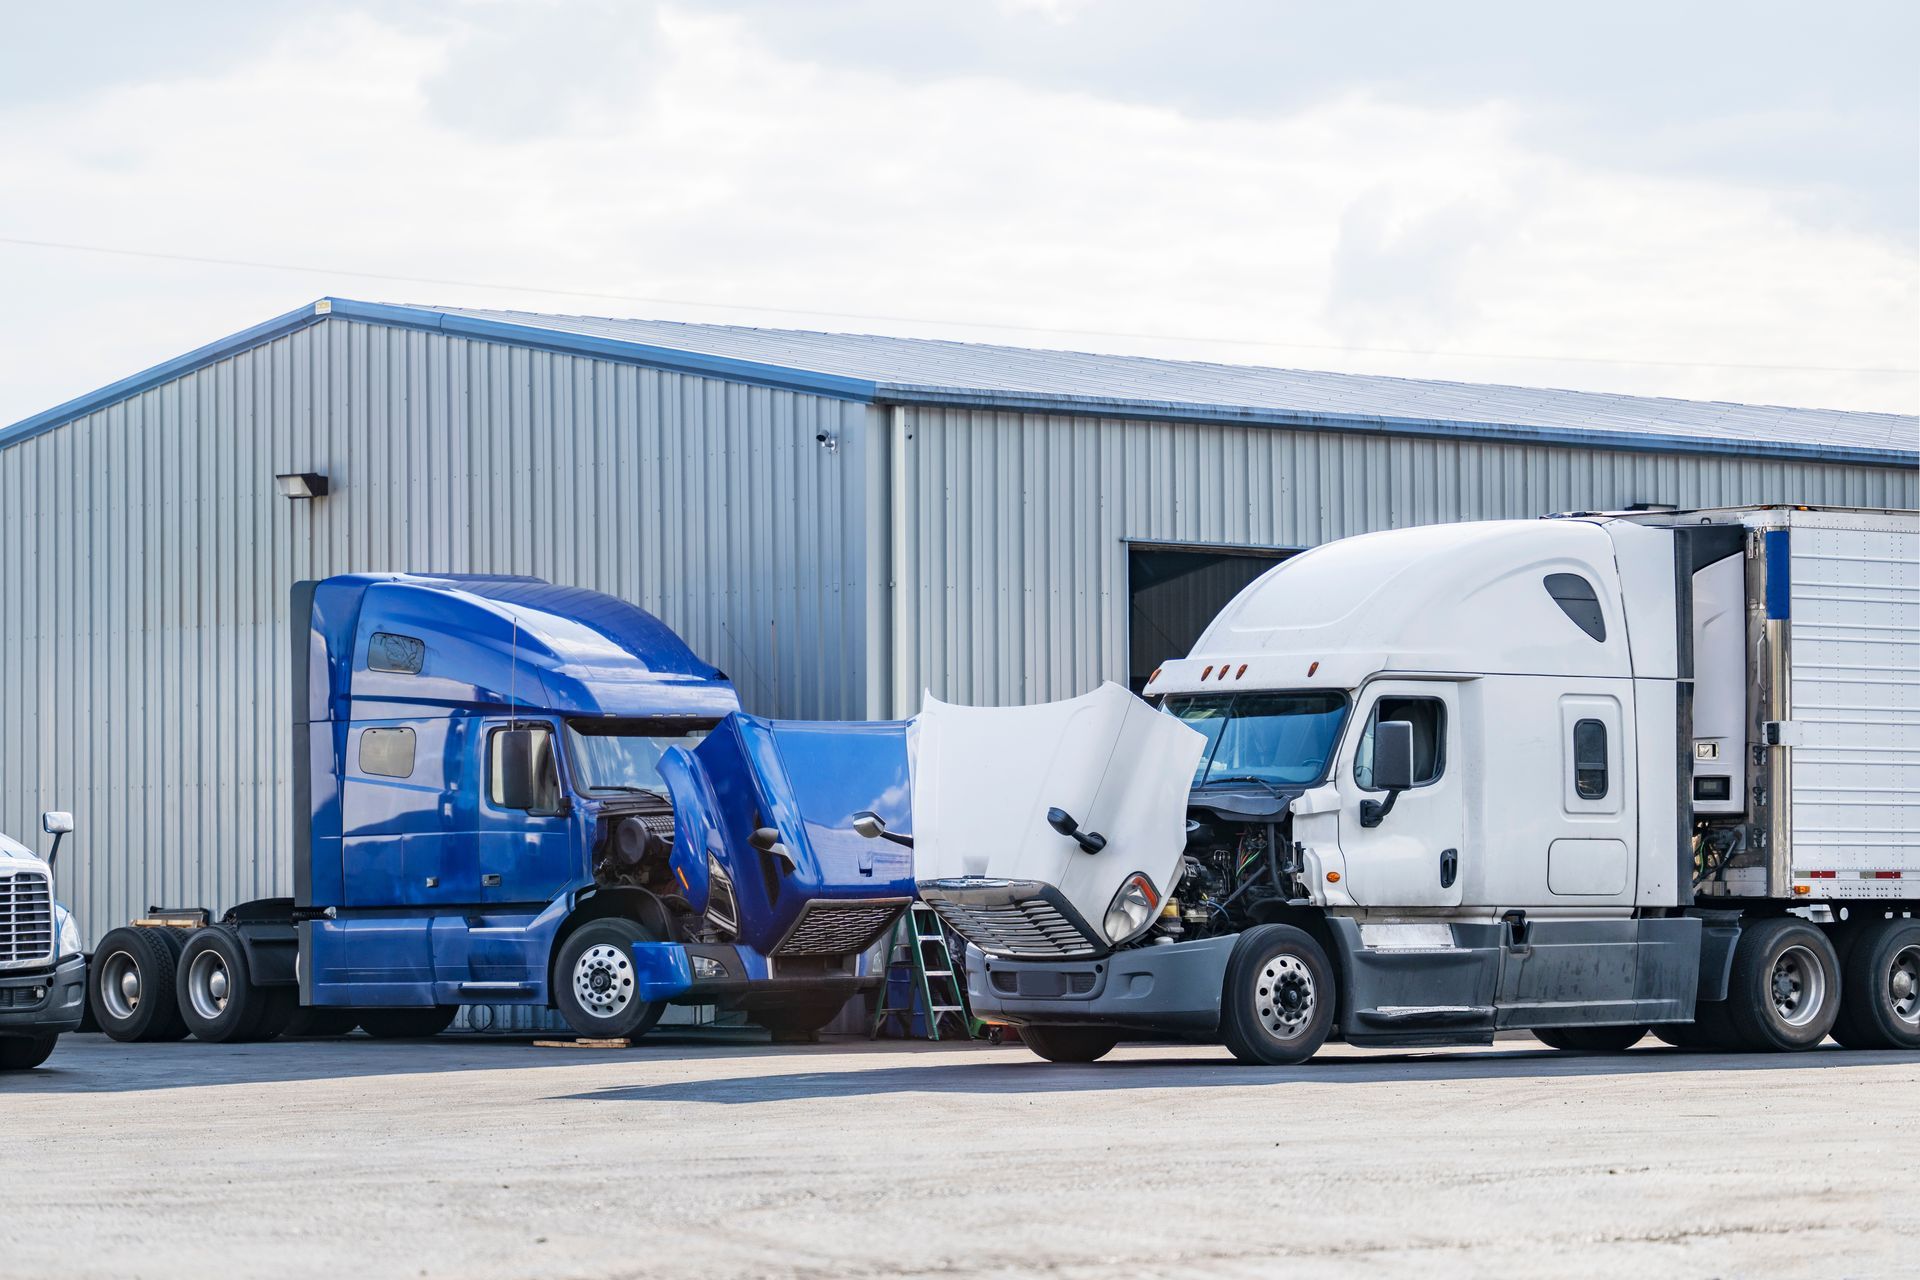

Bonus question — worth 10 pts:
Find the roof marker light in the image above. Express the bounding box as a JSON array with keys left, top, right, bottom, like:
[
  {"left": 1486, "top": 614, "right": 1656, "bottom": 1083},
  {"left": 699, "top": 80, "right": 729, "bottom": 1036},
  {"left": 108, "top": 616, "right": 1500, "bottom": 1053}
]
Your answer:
[
  {"left": 1202, "top": 665, "right": 1214, "bottom": 680},
  {"left": 1308, "top": 661, "right": 1319, "bottom": 677},
  {"left": 1148, "top": 667, "right": 1162, "bottom": 685},
  {"left": 1236, "top": 664, "right": 1247, "bottom": 678}
]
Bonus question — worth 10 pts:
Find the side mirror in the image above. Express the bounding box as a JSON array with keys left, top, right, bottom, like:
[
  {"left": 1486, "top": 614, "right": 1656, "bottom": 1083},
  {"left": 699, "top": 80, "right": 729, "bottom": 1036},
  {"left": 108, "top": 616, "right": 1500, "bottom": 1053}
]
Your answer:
[
  {"left": 1360, "top": 720, "right": 1415, "bottom": 828},
  {"left": 495, "top": 728, "right": 543, "bottom": 810},
  {"left": 41, "top": 810, "right": 72, "bottom": 870},
  {"left": 748, "top": 825, "right": 797, "bottom": 872},
  {"left": 851, "top": 810, "right": 915, "bottom": 849},
  {"left": 1046, "top": 806, "right": 1107, "bottom": 855}
]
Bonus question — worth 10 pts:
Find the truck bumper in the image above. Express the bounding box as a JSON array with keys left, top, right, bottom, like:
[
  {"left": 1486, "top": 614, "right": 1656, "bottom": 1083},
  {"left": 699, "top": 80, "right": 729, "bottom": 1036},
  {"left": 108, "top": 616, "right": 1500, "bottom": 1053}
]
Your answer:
[
  {"left": 0, "top": 954, "right": 88, "bottom": 1035},
  {"left": 630, "top": 941, "right": 878, "bottom": 1007},
  {"left": 965, "top": 935, "right": 1236, "bottom": 1034}
]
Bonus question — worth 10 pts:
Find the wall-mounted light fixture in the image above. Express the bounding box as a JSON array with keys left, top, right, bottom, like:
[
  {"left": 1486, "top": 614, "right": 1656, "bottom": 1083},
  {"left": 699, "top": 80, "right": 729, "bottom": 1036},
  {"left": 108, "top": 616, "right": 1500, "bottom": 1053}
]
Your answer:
[{"left": 275, "top": 472, "right": 330, "bottom": 499}]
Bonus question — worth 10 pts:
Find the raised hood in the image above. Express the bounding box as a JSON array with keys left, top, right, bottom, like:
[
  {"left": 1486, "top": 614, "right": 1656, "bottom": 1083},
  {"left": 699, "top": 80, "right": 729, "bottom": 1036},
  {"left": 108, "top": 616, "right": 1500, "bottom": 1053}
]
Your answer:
[
  {"left": 910, "top": 682, "right": 1205, "bottom": 947},
  {"left": 659, "top": 715, "right": 914, "bottom": 957}
]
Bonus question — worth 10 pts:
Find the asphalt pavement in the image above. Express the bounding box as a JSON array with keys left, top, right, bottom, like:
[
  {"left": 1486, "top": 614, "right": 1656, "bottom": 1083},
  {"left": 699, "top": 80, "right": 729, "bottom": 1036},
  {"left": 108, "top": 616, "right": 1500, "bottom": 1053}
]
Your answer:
[{"left": 3, "top": 1030, "right": 1914, "bottom": 1279}]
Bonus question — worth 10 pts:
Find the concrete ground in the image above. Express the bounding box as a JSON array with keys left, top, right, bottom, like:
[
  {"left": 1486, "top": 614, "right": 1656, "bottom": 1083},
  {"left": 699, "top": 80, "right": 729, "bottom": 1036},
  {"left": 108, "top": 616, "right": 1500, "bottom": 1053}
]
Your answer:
[{"left": 2, "top": 1031, "right": 1914, "bottom": 1280}]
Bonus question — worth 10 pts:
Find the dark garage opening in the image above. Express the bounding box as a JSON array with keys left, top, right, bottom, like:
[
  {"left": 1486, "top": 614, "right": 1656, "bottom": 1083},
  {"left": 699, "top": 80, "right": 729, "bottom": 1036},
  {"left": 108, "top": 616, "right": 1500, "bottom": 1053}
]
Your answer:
[{"left": 1128, "top": 543, "right": 1297, "bottom": 692}]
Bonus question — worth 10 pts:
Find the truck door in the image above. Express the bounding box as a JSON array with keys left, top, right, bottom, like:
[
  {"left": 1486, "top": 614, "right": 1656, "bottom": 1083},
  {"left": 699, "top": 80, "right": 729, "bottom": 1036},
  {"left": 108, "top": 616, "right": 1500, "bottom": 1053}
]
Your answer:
[
  {"left": 1337, "top": 682, "right": 1465, "bottom": 908},
  {"left": 476, "top": 719, "right": 577, "bottom": 903}
]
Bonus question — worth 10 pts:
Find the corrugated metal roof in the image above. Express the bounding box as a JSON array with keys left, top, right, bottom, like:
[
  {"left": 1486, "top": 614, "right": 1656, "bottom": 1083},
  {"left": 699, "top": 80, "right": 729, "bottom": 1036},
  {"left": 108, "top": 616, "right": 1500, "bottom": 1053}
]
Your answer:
[{"left": 4, "top": 297, "right": 1915, "bottom": 466}]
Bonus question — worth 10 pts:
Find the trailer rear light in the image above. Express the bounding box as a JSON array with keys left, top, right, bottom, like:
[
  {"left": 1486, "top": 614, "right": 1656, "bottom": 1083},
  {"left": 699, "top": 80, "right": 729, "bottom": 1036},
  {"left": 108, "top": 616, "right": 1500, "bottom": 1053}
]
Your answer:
[
  {"left": 1793, "top": 884, "right": 1812, "bottom": 895},
  {"left": 1807, "top": 870, "right": 1836, "bottom": 879}
]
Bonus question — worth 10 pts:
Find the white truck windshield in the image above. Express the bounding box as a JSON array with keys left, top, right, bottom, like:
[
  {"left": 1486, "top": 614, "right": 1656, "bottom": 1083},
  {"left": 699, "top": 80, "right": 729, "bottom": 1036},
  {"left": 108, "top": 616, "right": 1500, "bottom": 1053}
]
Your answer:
[
  {"left": 565, "top": 721, "right": 713, "bottom": 795},
  {"left": 1164, "top": 691, "right": 1350, "bottom": 788}
]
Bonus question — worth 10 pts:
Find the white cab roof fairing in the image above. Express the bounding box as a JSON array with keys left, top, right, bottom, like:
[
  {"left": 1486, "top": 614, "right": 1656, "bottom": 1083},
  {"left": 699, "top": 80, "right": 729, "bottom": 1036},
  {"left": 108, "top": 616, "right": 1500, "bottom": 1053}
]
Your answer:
[
  {"left": 909, "top": 682, "right": 1206, "bottom": 916},
  {"left": 1147, "top": 520, "right": 1636, "bottom": 697}
]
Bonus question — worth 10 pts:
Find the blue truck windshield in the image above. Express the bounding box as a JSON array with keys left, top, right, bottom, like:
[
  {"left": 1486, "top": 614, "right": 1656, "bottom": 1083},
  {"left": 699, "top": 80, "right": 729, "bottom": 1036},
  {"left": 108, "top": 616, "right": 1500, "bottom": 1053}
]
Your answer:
[
  {"left": 566, "top": 721, "right": 713, "bottom": 795},
  {"left": 1163, "top": 691, "right": 1350, "bottom": 788}
]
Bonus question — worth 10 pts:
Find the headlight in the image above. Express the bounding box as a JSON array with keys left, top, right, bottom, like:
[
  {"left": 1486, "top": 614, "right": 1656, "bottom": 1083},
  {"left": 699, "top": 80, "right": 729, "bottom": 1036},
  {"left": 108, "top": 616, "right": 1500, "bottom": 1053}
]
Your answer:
[
  {"left": 55, "top": 905, "right": 84, "bottom": 958},
  {"left": 1102, "top": 873, "right": 1160, "bottom": 944},
  {"left": 706, "top": 852, "right": 738, "bottom": 936}
]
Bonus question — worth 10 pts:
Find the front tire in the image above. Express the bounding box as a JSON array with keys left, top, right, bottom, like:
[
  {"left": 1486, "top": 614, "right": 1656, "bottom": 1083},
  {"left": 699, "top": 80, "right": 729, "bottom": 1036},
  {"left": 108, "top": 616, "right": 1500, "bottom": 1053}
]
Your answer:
[
  {"left": 553, "top": 918, "right": 665, "bottom": 1040},
  {"left": 89, "top": 927, "right": 191, "bottom": 1043},
  {"left": 1725, "top": 917, "right": 1841, "bottom": 1052},
  {"left": 1218, "top": 924, "right": 1336, "bottom": 1065},
  {"left": 1831, "top": 919, "right": 1920, "bottom": 1050},
  {"left": 1020, "top": 1024, "right": 1121, "bottom": 1063},
  {"left": 1535, "top": 1024, "right": 1648, "bottom": 1052},
  {"left": 0, "top": 1034, "right": 58, "bottom": 1071}
]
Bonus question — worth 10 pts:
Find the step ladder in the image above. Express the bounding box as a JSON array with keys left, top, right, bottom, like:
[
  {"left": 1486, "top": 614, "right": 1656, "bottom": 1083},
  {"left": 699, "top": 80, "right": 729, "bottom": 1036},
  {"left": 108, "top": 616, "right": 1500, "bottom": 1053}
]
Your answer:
[{"left": 870, "top": 903, "right": 980, "bottom": 1041}]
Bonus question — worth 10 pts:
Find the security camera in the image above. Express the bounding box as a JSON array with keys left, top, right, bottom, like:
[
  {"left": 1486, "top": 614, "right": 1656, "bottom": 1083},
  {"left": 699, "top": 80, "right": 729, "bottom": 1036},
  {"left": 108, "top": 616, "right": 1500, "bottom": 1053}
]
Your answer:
[{"left": 815, "top": 432, "right": 838, "bottom": 453}]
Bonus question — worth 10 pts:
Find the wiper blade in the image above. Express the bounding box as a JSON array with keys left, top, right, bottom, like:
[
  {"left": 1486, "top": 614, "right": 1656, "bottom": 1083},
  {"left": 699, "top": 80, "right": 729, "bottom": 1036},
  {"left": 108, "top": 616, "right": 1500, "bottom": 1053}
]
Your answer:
[
  {"left": 1196, "top": 775, "right": 1281, "bottom": 791},
  {"left": 585, "top": 784, "right": 652, "bottom": 793}
]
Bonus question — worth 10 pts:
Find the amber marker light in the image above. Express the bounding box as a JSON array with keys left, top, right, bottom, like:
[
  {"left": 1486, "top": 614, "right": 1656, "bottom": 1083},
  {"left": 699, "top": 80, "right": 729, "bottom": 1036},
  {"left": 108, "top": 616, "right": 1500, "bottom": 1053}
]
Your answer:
[
  {"left": 1308, "top": 661, "right": 1320, "bottom": 677},
  {"left": 1326, "top": 871, "right": 1341, "bottom": 883}
]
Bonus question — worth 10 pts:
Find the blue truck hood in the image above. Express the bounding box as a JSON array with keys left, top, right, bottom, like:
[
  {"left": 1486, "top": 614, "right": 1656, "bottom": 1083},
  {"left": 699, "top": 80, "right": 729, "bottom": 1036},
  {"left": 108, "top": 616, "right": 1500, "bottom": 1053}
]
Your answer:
[{"left": 660, "top": 715, "right": 914, "bottom": 955}]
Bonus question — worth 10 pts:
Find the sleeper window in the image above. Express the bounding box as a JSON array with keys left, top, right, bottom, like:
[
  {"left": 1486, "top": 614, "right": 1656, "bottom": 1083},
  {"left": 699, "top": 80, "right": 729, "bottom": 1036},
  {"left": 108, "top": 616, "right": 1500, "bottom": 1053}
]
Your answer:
[
  {"left": 1354, "top": 697, "right": 1446, "bottom": 790},
  {"left": 359, "top": 727, "right": 417, "bottom": 779},
  {"left": 1573, "top": 718, "right": 1608, "bottom": 799}
]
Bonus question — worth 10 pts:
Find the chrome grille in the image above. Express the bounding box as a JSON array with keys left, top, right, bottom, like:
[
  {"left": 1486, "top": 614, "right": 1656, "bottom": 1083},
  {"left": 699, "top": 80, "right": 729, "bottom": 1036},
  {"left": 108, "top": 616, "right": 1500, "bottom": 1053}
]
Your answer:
[
  {"left": 772, "top": 898, "right": 910, "bottom": 957},
  {"left": 925, "top": 896, "right": 1098, "bottom": 959},
  {"left": 0, "top": 870, "right": 54, "bottom": 969}
]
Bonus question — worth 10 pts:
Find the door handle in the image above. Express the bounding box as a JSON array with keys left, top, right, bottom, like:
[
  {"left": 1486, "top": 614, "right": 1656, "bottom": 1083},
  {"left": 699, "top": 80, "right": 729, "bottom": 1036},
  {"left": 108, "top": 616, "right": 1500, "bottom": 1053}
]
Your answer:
[
  {"left": 1439, "top": 848, "right": 1458, "bottom": 889},
  {"left": 482, "top": 873, "right": 502, "bottom": 888}
]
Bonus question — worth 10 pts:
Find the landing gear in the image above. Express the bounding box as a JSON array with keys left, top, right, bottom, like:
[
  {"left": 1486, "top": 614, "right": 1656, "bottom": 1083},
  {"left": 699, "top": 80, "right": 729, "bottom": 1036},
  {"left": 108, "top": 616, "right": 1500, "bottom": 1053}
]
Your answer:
[{"left": 1218, "top": 924, "right": 1336, "bottom": 1065}]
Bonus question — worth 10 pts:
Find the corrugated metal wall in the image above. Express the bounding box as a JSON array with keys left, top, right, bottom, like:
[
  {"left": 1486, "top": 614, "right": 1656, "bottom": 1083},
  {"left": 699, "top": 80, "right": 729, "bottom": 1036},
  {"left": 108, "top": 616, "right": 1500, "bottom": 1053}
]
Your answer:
[
  {"left": 0, "top": 317, "right": 872, "bottom": 943},
  {"left": 885, "top": 405, "right": 1919, "bottom": 714}
]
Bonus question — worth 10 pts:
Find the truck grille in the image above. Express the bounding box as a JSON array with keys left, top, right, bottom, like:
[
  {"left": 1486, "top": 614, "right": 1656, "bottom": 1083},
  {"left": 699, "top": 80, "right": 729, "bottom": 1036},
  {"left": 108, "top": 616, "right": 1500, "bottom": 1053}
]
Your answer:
[
  {"left": 772, "top": 898, "right": 910, "bottom": 957},
  {"left": 0, "top": 870, "right": 54, "bottom": 969},
  {"left": 922, "top": 892, "right": 1099, "bottom": 959}
]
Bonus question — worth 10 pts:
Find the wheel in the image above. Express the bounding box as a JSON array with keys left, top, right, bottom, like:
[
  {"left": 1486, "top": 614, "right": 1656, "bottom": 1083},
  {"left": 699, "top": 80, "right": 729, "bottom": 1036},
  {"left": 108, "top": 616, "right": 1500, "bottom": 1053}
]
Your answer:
[
  {"left": 0, "top": 1034, "right": 58, "bottom": 1071},
  {"left": 1653, "top": 1001, "right": 1739, "bottom": 1050},
  {"left": 553, "top": 917, "right": 665, "bottom": 1040},
  {"left": 1218, "top": 924, "right": 1336, "bottom": 1065},
  {"left": 759, "top": 999, "right": 845, "bottom": 1044},
  {"left": 89, "top": 927, "right": 191, "bottom": 1042},
  {"left": 1724, "top": 917, "right": 1841, "bottom": 1052},
  {"left": 355, "top": 1006, "right": 459, "bottom": 1039},
  {"left": 1830, "top": 919, "right": 1920, "bottom": 1050},
  {"left": 282, "top": 1006, "right": 360, "bottom": 1038},
  {"left": 1534, "top": 1024, "right": 1648, "bottom": 1052},
  {"left": 177, "top": 926, "right": 279, "bottom": 1043},
  {"left": 1019, "top": 1024, "right": 1122, "bottom": 1063}
]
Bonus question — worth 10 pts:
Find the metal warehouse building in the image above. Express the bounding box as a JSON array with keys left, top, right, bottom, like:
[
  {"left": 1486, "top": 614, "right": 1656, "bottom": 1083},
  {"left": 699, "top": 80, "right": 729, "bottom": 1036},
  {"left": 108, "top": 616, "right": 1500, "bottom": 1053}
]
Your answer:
[{"left": 3, "top": 296, "right": 1916, "bottom": 944}]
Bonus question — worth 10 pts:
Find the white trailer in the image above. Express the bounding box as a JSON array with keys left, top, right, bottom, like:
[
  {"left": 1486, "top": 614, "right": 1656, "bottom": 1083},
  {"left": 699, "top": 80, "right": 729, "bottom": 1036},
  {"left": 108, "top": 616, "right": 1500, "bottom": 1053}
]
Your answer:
[{"left": 899, "top": 505, "right": 1918, "bottom": 1063}]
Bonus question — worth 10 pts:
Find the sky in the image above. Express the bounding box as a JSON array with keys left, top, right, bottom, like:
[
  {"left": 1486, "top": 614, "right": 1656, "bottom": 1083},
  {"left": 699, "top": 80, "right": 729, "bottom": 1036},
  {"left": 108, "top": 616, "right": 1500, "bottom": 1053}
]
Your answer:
[{"left": 1, "top": 0, "right": 1916, "bottom": 429}]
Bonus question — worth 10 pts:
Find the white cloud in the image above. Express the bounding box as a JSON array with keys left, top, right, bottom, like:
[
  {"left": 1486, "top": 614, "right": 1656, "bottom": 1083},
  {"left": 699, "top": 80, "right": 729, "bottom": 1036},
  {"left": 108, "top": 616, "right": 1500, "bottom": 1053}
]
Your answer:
[{"left": 0, "top": 3, "right": 1913, "bottom": 427}]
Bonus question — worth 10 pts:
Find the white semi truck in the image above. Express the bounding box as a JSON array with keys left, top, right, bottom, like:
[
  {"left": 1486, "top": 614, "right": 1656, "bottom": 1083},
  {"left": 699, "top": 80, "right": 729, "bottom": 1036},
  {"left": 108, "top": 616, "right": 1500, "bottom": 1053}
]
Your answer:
[
  {"left": 898, "top": 506, "right": 1918, "bottom": 1064},
  {"left": 0, "top": 811, "right": 86, "bottom": 1070}
]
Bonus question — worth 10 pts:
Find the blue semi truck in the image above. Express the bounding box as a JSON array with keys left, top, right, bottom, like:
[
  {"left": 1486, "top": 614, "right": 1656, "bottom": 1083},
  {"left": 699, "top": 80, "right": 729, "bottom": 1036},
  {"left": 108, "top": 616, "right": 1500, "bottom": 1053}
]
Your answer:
[{"left": 88, "top": 573, "right": 914, "bottom": 1045}]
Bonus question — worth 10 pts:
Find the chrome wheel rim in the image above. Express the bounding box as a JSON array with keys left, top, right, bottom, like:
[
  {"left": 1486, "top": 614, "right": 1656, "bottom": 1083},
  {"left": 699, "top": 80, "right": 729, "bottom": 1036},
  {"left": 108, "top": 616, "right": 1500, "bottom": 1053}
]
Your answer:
[
  {"left": 1256, "top": 953, "right": 1316, "bottom": 1041},
  {"left": 186, "top": 949, "right": 232, "bottom": 1022},
  {"left": 1769, "top": 944, "right": 1827, "bottom": 1028},
  {"left": 99, "top": 950, "right": 141, "bottom": 1021},
  {"left": 1889, "top": 945, "right": 1919, "bottom": 1027},
  {"left": 573, "top": 943, "right": 635, "bottom": 1019}
]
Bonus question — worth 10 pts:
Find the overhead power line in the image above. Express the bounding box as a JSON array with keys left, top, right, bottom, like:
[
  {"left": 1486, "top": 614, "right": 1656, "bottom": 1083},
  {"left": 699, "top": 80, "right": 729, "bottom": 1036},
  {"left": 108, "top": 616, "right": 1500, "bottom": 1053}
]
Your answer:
[{"left": 2, "top": 233, "right": 1912, "bottom": 377}]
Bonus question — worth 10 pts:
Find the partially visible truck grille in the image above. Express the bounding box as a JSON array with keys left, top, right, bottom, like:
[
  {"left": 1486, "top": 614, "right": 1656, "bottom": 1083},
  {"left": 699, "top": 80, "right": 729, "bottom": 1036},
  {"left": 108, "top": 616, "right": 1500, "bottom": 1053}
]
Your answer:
[
  {"left": 919, "top": 883, "right": 1100, "bottom": 959},
  {"left": 0, "top": 871, "right": 54, "bottom": 969},
  {"left": 772, "top": 898, "right": 910, "bottom": 957}
]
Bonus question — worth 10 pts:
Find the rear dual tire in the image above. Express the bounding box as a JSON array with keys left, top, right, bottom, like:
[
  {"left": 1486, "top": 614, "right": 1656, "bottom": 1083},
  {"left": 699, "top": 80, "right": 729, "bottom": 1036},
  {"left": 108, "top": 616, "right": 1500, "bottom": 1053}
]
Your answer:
[
  {"left": 90, "top": 927, "right": 192, "bottom": 1043},
  {"left": 1723, "top": 918, "right": 1841, "bottom": 1052},
  {"left": 1831, "top": 919, "right": 1920, "bottom": 1051},
  {"left": 177, "top": 926, "right": 291, "bottom": 1043}
]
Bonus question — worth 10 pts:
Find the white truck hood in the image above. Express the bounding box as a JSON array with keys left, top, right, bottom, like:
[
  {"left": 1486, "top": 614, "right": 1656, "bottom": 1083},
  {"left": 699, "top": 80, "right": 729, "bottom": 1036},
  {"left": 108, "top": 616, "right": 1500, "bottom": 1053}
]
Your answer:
[
  {"left": 0, "top": 832, "right": 46, "bottom": 877},
  {"left": 909, "top": 682, "right": 1206, "bottom": 929}
]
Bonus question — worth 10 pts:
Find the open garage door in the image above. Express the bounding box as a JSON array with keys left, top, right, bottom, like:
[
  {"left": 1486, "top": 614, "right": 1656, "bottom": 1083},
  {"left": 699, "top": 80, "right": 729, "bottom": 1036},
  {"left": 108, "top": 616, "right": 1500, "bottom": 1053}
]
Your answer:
[{"left": 1127, "top": 543, "right": 1296, "bottom": 693}]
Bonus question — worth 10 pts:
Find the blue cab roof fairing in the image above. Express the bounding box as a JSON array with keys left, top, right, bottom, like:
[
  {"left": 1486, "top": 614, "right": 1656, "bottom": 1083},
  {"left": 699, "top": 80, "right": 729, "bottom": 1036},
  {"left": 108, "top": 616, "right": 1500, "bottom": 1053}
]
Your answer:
[{"left": 304, "top": 573, "right": 739, "bottom": 723}]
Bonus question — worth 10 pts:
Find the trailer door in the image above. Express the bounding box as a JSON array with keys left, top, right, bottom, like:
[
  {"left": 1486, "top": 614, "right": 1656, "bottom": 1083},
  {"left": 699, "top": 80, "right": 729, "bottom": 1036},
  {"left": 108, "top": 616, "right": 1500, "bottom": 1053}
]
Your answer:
[{"left": 1338, "top": 681, "right": 1466, "bottom": 908}]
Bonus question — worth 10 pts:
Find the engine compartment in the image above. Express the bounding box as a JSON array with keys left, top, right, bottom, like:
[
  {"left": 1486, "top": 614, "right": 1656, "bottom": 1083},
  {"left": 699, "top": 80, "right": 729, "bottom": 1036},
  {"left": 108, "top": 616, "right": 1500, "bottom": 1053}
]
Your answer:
[{"left": 1143, "top": 798, "right": 1310, "bottom": 946}]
